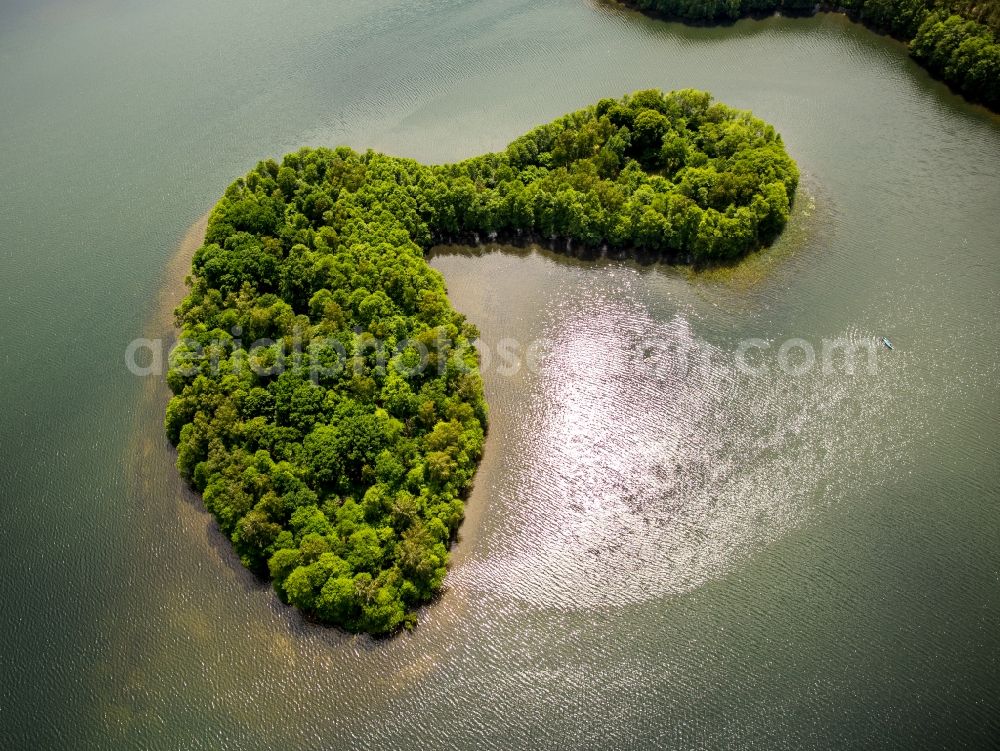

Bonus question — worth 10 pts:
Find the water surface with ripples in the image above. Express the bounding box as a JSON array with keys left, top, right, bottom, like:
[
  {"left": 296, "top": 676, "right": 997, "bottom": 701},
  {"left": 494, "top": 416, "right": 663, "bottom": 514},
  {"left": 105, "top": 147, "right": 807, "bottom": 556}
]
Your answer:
[{"left": 1, "top": 0, "right": 998, "bottom": 747}]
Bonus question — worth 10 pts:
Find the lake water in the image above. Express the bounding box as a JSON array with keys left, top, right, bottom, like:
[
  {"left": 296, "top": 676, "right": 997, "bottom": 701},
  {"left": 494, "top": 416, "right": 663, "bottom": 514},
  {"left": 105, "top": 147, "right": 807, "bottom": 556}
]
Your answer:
[{"left": 1, "top": 0, "right": 998, "bottom": 748}]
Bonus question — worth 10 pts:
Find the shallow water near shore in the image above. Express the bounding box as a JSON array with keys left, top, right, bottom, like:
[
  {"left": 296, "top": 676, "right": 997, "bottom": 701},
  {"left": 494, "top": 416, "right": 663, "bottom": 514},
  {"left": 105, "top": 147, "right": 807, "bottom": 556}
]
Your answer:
[{"left": 1, "top": 0, "right": 998, "bottom": 748}]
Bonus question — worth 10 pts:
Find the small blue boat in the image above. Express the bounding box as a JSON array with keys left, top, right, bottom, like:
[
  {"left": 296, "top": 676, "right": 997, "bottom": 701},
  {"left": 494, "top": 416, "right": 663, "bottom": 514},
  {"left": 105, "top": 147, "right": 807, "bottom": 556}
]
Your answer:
[{"left": 881, "top": 336, "right": 893, "bottom": 350}]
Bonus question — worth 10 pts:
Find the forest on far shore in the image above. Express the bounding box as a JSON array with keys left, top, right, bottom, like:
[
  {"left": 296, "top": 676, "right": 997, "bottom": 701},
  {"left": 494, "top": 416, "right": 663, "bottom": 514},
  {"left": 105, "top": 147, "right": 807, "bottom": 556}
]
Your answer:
[{"left": 617, "top": 0, "right": 1000, "bottom": 111}]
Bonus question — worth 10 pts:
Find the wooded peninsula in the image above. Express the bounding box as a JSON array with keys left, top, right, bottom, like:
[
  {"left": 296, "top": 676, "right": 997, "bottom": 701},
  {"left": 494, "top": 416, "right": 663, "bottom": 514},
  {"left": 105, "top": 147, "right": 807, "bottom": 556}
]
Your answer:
[{"left": 166, "top": 89, "right": 798, "bottom": 634}]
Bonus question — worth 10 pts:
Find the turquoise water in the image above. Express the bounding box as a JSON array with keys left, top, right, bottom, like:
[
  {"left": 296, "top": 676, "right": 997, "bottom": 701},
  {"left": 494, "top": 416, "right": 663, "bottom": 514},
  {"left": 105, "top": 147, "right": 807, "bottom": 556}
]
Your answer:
[{"left": 0, "top": 0, "right": 997, "bottom": 747}]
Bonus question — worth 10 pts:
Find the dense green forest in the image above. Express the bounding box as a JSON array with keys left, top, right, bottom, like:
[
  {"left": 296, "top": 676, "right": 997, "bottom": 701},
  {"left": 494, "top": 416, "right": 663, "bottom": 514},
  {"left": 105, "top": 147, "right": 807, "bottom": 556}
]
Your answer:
[
  {"left": 166, "top": 89, "right": 798, "bottom": 634},
  {"left": 616, "top": 0, "right": 1000, "bottom": 111}
]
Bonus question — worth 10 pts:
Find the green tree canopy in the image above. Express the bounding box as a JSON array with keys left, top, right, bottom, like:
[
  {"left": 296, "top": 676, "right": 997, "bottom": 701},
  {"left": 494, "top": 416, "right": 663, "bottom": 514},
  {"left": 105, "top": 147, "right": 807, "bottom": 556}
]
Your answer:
[{"left": 166, "top": 89, "right": 798, "bottom": 634}]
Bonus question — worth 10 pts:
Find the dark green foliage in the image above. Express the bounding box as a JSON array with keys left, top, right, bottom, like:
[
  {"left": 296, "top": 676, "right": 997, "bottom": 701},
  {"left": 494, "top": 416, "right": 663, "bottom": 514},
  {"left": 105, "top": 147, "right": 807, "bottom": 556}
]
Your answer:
[
  {"left": 166, "top": 90, "right": 797, "bottom": 634},
  {"left": 616, "top": 0, "right": 1000, "bottom": 111},
  {"left": 911, "top": 13, "right": 1000, "bottom": 109}
]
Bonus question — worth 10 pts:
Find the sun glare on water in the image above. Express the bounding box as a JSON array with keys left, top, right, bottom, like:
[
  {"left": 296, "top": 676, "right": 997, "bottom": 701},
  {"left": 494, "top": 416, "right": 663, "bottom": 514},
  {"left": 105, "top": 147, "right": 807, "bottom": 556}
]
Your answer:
[{"left": 452, "top": 296, "right": 902, "bottom": 609}]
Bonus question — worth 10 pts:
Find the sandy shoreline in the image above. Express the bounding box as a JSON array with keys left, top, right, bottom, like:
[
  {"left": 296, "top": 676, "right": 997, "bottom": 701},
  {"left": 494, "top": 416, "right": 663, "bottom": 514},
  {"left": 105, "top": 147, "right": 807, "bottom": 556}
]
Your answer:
[
  {"left": 125, "top": 211, "right": 210, "bottom": 494},
  {"left": 126, "top": 211, "right": 210, "bottom": 542},
  {"left": 147, "top": 212, "right": 209, "bottom": 341}
]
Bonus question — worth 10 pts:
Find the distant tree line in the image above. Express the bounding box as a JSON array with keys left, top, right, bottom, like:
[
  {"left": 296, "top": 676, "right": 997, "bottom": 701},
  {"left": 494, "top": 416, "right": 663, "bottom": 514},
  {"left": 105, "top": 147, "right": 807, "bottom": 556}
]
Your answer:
[
  {"left": 618, "top": 0, "right": 1000, "bottom": 111},
  {"left": 166, "top": 89, "right": 798, "bottom": 634}
]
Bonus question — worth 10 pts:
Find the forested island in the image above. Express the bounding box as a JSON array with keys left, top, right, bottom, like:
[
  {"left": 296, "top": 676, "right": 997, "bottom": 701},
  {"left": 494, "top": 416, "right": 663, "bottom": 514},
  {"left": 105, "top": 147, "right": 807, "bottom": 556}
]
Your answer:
[
  {"left": 613, "top": 0, "right": 1000, "bottom": 112},
  {"left": 166, "top": 89, "right": 798, "bottom": 634}
]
